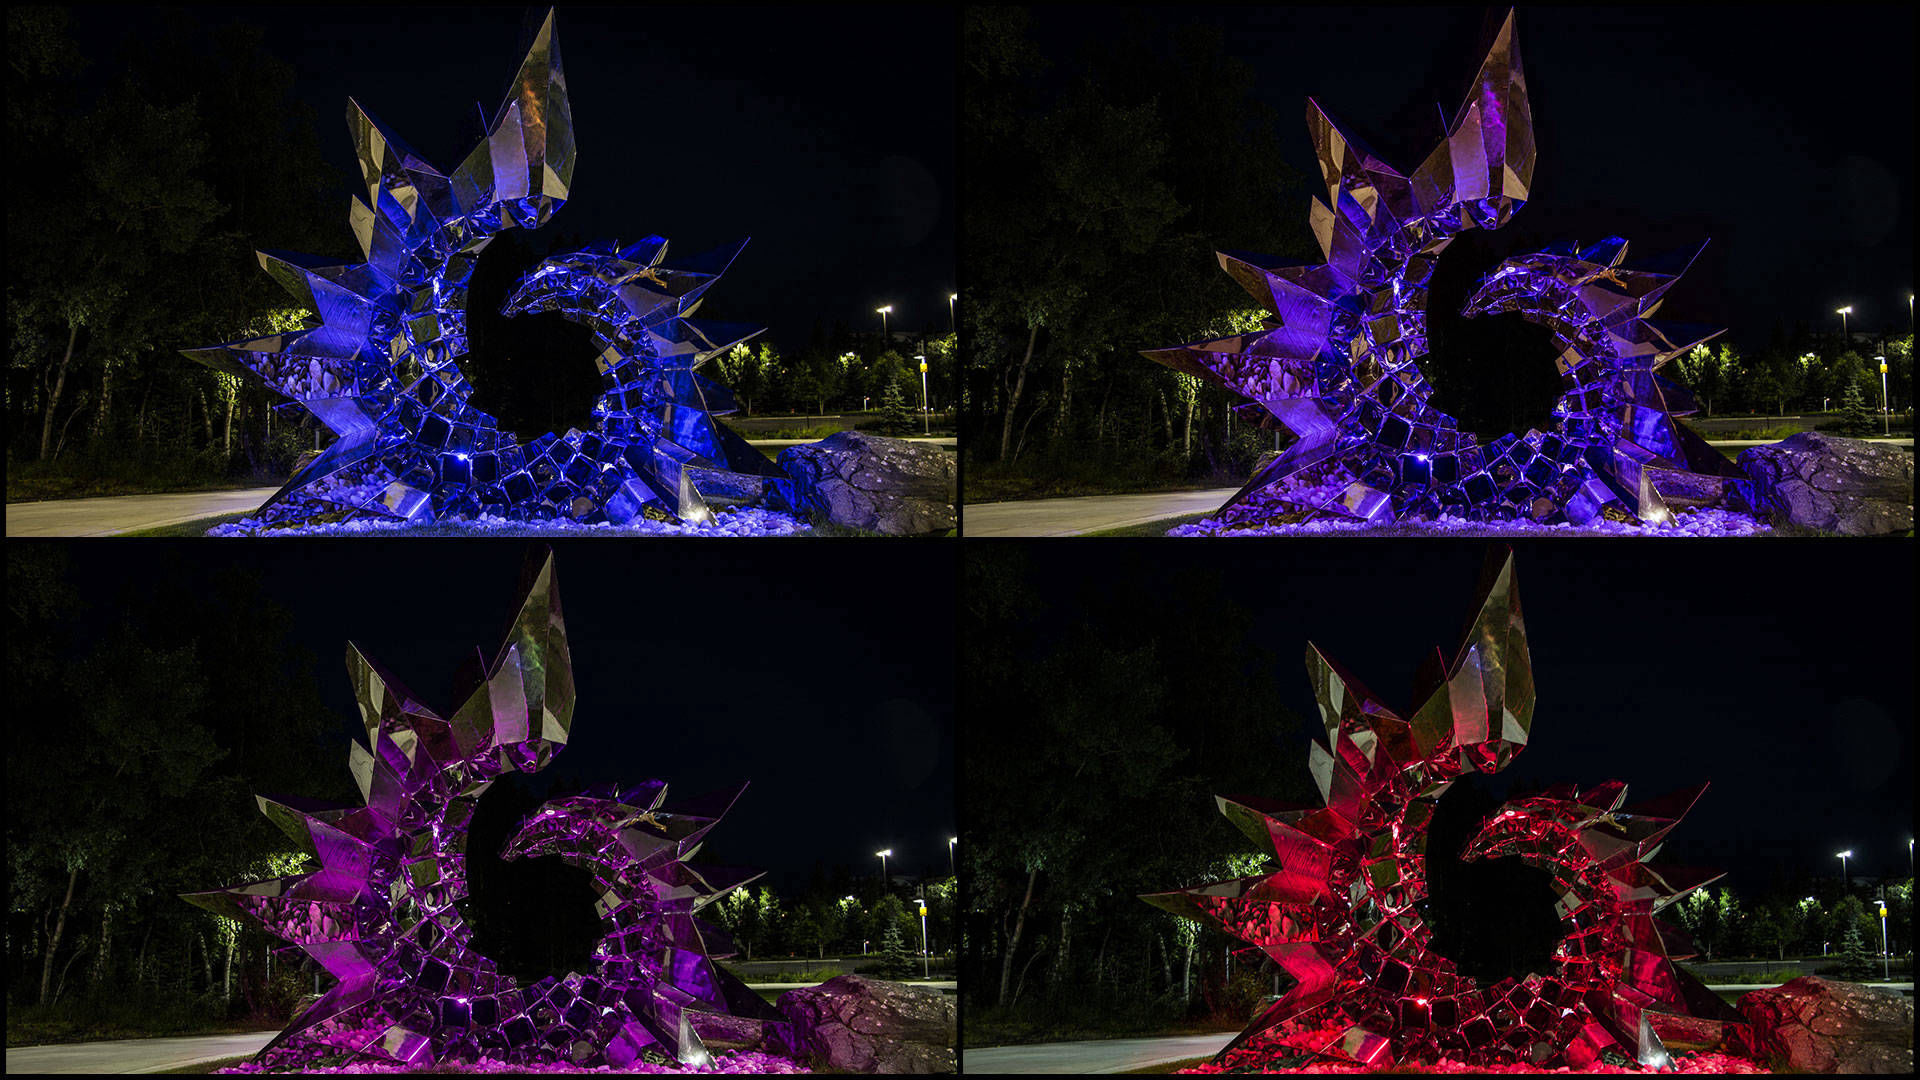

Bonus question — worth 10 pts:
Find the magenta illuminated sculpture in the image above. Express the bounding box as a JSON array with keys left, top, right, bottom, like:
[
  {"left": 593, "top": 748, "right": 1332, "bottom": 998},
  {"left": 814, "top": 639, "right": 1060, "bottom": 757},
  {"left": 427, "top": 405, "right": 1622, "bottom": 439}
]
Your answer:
[
  {"left": 183, "top": 554, "right": 777, "bottom": 1070},
  {"left": 1144, "top": 10, "right": 1751, "bottom": 528},
  {"left": 1144, "top": 553, "right": 1731, "bottom": 1070}
]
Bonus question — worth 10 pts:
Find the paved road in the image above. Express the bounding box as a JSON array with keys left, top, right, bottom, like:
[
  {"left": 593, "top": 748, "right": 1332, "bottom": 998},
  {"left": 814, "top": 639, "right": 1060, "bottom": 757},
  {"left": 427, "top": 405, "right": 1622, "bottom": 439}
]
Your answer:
[
  {"left": 966, "top": 1032, "right": 1235, "bottom": 1074},
  {"left": 5, "top": 1030, "right": 276, "bottom": 1074},
  {"left": 966, "top": 489, "right": 1238, "bottom": 537},
  {"left": 6, "top": 487, "right": 279, "bottom": 537}
]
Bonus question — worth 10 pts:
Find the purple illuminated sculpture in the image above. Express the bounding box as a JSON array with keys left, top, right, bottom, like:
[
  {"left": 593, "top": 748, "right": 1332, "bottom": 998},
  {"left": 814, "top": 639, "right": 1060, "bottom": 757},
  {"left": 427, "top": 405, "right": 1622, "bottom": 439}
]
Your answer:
[
  {"left": 184, "top": 553, "right": 777, "bottom": 1071},
  {"left": 1145, "top": 552, "right": 1733, "bottom": 1070},
  {"left": 1145, "top": 10, "right": 1751, "bottom": 528}
]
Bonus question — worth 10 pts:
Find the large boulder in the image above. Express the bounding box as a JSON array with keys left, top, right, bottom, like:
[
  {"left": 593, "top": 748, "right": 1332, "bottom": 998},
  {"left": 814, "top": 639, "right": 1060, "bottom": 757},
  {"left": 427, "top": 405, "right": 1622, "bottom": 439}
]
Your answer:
[
  {"left": 1738, "top": 431, "right": 1913, "bottom": 535},
  {"left": 773, "top": 975, "right": 955, "bottom": 1073},
  {"left": 774, "top": 432, "right": 955, "bottom": 535},
  {"left": 1736, "top": 976, "right": 1913, "bottom": 1073}
]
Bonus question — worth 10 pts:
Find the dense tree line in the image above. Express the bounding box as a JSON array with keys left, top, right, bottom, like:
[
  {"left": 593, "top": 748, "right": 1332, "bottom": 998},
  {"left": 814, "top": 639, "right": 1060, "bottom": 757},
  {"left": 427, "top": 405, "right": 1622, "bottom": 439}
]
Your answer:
[
  {"left": 959, "top": 547, "right": 1313, "bottom": 1036},
  {"left": 706, "top": 879, "right": 957, "bottom": 967},
  {"left": 1669, "top": 882, "right": 1912, "bottom": 966},
  {"left": 6, "top": 547, "right": 349, "bottom": 1037},
  {"left": 6, "top": 7, "right": 346, "bottom": 498},
  {"left": 1669, "top": 329, "right": 1912, "bottom": 423},
  {"left": 709, "top": 330, "right": 956, "bottom": 422},
  {"left": 961, "top": 7, "right": 1317, "bottom": 500}
]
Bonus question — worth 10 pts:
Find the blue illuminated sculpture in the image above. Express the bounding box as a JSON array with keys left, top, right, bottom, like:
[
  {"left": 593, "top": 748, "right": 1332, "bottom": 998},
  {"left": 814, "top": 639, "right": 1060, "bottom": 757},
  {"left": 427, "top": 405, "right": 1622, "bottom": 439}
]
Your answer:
[
  {"left": 186, "top": 10, "right": 780, "bottom": 529},
  {"left": 1145, "top": 10, "right": 1752, "bottom": 528}
]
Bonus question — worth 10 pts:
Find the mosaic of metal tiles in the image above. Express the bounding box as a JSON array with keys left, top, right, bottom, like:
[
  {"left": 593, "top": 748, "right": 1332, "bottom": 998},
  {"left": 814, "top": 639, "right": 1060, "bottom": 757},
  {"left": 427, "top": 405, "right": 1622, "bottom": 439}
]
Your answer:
[
  {"left": 183, "top": 553, "right": 777, "bottom": 1070},
  {"left": 185, "top": 10, "right": 780, "bottom": 530},
  {"left": 1144, "top": 11, "right": 1751, "bottom": 528},
  {"left": 1143, "top": 552, "right": 1729, "bottom": 1070}
]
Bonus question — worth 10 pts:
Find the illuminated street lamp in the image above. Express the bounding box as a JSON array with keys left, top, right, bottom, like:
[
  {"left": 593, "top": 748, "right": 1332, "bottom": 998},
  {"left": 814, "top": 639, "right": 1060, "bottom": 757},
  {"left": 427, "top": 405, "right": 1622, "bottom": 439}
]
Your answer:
[
  {"left": 949, "top": 293, "right": 957, "bottom": 334},
  {"left": 915, "top": 354, "right": 930, "bottom": 434},
  {"left": 875, "top": 848, "right": 892, "bottom": 892},
  {"left": 1836, "top": 305, "right": 1852, "bottom": 345},
  {"left": 876, "top": 305, "right": 893, "bottom": 341},
  {"left": 948, "top": 836, "right": 957, "bottom": 877},
  {"left": 1837, "top": 849, "right": 1853, "bottom": 891},
  {"left": 1875, "top": 356, "right": 1889, "bottom": 435}
]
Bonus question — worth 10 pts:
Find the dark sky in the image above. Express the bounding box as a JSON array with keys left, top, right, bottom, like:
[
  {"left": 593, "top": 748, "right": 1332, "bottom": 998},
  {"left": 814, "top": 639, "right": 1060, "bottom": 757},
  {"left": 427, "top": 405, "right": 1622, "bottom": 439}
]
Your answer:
[
  {"left": 992, "top": 540, "right": 1915, "bottom": 898},
  {"left": 70, "top": 5, "right": 956, "bottom": 355},
  {"left": 47, "top": 540, "right": 956, "bottom": 894},
  {"left": 1025, "top": 5, "right": 1915, "bottom": 353}
]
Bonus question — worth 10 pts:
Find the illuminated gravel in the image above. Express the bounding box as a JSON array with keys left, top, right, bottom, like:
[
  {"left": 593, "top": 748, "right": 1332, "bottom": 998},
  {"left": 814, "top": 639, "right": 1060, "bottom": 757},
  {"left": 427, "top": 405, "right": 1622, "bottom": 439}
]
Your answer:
[
  {"left": 206, "top": 507, "right": 811, "bottom": 537},
  {"left": 1169, "top": 507, "right": 1771, "bottom": 537}
]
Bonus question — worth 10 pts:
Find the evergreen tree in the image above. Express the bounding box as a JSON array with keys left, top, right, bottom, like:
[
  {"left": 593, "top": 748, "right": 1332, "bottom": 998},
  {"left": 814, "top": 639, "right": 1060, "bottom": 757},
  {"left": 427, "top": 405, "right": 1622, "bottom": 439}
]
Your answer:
[
  {"left": 870, "top": 921, "right": 918, "bottom": 979},
  {"left": 1833, "top": 919, "right": 1876, "bottom": 980},
  {"left": 1836, "top": 378, "right": 1875, "bottom": 436},
  {"left": 877, "top": 376, "right": 916, "bottom": 436}
]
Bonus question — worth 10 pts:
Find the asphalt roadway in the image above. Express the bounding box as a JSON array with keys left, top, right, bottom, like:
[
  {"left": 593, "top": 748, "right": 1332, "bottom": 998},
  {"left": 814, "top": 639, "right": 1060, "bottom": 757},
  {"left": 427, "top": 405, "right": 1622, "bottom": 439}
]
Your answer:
[
  {"left": 964, "top": 1031, "right": 1236, "bottom": 1074},
  {"left": 965, "top": 488, "right": 1239, "bottom": 537},
  {"left": 5, "top": 487, "right": 280, "bottom": 537},
  {"left": 5, "top": 1029, "right": 276, "bottom": 1074}
]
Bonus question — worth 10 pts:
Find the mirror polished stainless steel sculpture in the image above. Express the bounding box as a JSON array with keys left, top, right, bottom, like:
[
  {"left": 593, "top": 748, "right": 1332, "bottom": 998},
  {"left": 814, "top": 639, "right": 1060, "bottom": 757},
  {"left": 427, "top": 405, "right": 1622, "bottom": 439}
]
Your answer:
[
  {"left": 1145, "top": 552, "right": 1730, "bottom": 1070},
  {"left": 184, "top": 553, "right": 776, "bottom": 1070},
  {"left": 1145, "top": 10, "right": 1751, "bottom": 528},
  {"left": 185, "top": 10, "right": 779, "bottom": 531}
]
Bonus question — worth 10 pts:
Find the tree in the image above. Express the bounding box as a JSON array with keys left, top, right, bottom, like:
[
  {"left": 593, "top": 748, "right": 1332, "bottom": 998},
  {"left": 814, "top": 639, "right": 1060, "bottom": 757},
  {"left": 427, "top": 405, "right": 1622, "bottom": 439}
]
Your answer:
[
  {"left": 877, "top": 376, "right": 916, "bottom": 436},
  {"left": 1833, "top": 920, "right": 1876, "bottom": 981},
  {"left": 870, "top": 922, "right": 918, "bottom": 979},
  {"left": 1836, "top": 377, "right": 1875, "bottom": 436}
]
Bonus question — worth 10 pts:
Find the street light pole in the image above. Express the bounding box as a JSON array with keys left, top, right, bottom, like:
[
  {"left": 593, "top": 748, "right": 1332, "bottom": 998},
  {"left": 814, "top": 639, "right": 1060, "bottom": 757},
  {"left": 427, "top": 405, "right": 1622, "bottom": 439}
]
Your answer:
[
  {"left": 917, "top": 898, "right": 930, "bottom": 980},
  {"left": 876, "top": 305, "right": 892, "bottom": 343},
  {"left": 949, "top": 293, "right": 957, "bottom": 335},
  {"left": 948, "top": 836, "right": 957, "bottom": 878},
  {"left": 1837, "top": 849, "right": 1852, "bottom": 892},
  {"left": 1879, "top": 899, "right": 1890, "bottom": 980},
  {"left": 875, "top": 849, "right": 892, "bottom": 894},
  {"left": 1836, "top": 305, "right": 1852, "bottom": 348}
]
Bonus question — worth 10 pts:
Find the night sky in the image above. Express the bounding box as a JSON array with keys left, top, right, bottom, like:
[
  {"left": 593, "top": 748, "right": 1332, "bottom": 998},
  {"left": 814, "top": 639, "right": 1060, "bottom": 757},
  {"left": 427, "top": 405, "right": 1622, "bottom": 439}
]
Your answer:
[
  {"left": 69, "top": 5, "right": 956, "bottom": 355},
  {"left": 45, "top": 540, "right": 957, "bottom": 894},
  {"left": 1024, "top": 5, "right": 1916, "bottom": 353},
  {"left": 991, "top": 540, "right": 1915, "bottom": 897}
]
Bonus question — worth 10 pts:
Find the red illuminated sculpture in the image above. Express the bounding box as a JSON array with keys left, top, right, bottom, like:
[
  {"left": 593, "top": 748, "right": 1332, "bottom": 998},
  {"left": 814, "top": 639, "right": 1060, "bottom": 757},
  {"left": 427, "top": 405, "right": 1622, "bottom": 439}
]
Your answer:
[{"left": 1145, "top": 552, "right": 1732, "bottom": 1070}]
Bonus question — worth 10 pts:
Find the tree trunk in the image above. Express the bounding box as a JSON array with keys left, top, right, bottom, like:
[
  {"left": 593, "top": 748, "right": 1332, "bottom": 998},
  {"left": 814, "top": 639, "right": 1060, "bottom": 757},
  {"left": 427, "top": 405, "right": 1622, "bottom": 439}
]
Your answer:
[
  {"left": 94, "top": 359, "right": 114, "bottom": 440},
  {"left": 999, "top": 323, "right": 1039, "bottom": 461},
  {"left": 223, "top": 391, "right": 235, "bottom": 457},
  {"left": 1052, "top": 360, "right": 1073, "bottom": 438},
  {"left": 1010, "top": 391, "right": 1049, "bottom": 466},
  {"left": 39, "top": 322, "right": 80, "bottom": 460},
  {"left": 52, "top": 391, "right": 90, "bottom": 462},
  {"left": 95, "top": 904, "right": 111, "bottom": 984},
  {"left": 225, "top": 935, "right": 234, "bottom": 1000},
  {"left": 997, "top": 867, "right": 1037, "bottom": 1006},
  {"left": 38, "top": 864, "right": 79, "bottom": 1006}
]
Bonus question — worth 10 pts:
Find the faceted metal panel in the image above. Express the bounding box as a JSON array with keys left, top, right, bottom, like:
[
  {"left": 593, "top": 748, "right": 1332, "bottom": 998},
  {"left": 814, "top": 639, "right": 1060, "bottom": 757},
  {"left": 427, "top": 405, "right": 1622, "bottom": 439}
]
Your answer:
[
  {"left": 183, "top": 553, "right": 775, "bottom": 1070},
  {"left": 1143, "top": 552, "right": 1724, "bottom": 1070},
  {"left": 1144, "top": 11, "right": 1752, "bottom": 528},
  {"left": 184, "top": 11, "right": 777, "bottom": 530}
]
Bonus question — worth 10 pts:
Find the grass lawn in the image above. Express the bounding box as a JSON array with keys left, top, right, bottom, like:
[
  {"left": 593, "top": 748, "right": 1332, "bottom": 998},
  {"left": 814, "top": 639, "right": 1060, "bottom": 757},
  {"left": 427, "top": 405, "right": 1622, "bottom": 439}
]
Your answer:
[
  {"left": 6, "top": 1019, "right": 272, "bottom": 1049},
  {"left": 153, "top": 1055, "right": 252, "bottom": 1074}
]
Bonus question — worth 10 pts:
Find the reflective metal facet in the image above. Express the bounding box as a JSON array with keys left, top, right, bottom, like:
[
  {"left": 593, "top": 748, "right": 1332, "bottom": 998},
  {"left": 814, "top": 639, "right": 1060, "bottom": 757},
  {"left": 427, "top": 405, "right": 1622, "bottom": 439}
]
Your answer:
[
  {"left": 184, "top": 10, "right": 775, "bottom": 530},
  {"left": 1143, "top": 552, "right": 1723, "bottom": 1070},
  {"left": 1144, "top": 10, "right": 1750, "bottom": 528},
  {"left": 183, "top": 553, "right": 774, "bottom": 1070}
]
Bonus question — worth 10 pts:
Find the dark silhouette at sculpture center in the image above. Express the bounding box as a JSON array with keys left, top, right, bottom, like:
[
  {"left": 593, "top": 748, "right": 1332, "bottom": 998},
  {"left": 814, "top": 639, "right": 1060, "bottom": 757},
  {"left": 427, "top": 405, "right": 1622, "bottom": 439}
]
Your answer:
[
  {"left": 1421, "top": 776, "right": 1565, "bottom": 986},
  {"left": 462, "top": 229, "right": 605, "bottom": 444},
  {"left": 1420, "top": 229, "right": 1564, "bottom": 443},
  {"left": 458, "top": 773, "right": 602, "bottom": 985}
]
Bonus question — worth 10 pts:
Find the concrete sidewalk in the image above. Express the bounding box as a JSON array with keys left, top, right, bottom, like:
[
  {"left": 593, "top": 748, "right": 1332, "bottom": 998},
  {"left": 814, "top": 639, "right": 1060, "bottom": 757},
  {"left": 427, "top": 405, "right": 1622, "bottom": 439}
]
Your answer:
[
  {"left": 5, "top": 1029, "right": 276, "bottom": 1074},
  {"left": 965, "top": 1031, "right": 1235, "bottom": 1073},
  {"left": 965, "top": 489, "right": 1237, "bottom": 537}
]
